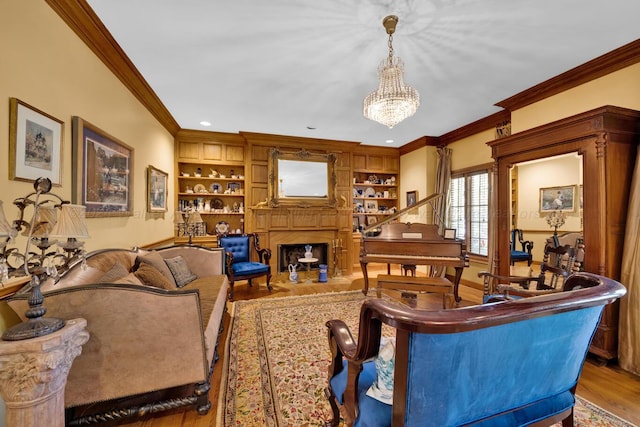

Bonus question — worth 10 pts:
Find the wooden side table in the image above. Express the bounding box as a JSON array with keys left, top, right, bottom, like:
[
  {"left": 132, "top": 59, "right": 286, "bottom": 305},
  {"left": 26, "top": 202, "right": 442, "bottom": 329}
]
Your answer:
[{"left": 0, "top": 318, "right": 89, "bottom": 427}]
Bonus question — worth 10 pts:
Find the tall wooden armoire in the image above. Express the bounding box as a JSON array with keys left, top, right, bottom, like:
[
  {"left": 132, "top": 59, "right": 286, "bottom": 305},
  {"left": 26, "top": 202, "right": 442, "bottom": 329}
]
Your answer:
[{"left": 488, "top": 105, "right": 640, "bottom": 360}]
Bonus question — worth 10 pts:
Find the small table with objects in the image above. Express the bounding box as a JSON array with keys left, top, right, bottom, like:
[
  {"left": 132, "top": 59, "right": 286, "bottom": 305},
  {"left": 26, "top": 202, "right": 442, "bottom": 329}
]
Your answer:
[{"left": 298, "top": 257, "right": 318, "bottom": 283}]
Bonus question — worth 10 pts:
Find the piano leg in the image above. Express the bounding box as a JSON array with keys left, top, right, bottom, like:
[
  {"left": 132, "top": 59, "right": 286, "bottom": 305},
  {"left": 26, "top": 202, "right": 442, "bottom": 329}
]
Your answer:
[
  {"left": 453, "top": 266, "right": 463, "bottom": 302},
  {"left": 361, "top": 261, "right": 370, "bottom": 295}
]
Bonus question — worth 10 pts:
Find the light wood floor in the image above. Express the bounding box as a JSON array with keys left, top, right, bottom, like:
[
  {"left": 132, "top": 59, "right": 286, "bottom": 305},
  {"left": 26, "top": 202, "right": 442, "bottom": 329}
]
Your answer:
[{"left": 119, "top": 267, "right": 640, "bottom": 427}]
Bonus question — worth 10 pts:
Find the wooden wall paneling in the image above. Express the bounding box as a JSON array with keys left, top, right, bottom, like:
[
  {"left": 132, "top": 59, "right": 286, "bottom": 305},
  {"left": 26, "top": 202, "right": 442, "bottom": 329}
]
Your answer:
[
  {"left": 225, "top": 144, "right": 245, "bottom": 162},
  {"left": 384, "top": 155, "right": 399, "bottom": 173},
  {"left": 177, "top": 142, "right": 199, "bottom": 161},
  {"left": 202, "top": 143, "right": 223, "bottom": 161},
  {"left": 353, "top": 153, "right": 366, "bottom": 170}
]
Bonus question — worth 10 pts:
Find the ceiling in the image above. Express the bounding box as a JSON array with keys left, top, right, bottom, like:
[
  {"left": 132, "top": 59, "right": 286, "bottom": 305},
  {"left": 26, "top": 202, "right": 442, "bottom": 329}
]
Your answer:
[{"left": 85, "top": 0, "right": 640, "bottom": 148}]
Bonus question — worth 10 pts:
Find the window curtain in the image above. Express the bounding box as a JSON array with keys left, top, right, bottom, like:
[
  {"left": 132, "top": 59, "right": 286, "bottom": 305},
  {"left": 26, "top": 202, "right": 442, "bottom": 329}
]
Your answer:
[
  {"left": 431, "top": 147, "right": 451, "bottom": 278},
  {"left": 433, "top": 146, "right": 452, "bottom": 232},
  {"left": 619, "top": 149, "right": 640, "bottom": 375}
]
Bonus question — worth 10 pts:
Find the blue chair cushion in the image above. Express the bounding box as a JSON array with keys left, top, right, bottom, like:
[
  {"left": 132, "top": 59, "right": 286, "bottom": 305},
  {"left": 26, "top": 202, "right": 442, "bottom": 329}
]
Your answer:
[
  {"left": 330, "top": 358, "right": 574, "bottom": 427},
  {"left": 232, "top": 261, "right": 269, "bottom": 276},
  {"left": 511, "top": 250, "right": 530, "bottom": 260},
  {"left": 220, "top": 236, "right": 251, "bottom": 263},
  {"left": 330, "top": 360, "right": 392, "bottom": 427}
]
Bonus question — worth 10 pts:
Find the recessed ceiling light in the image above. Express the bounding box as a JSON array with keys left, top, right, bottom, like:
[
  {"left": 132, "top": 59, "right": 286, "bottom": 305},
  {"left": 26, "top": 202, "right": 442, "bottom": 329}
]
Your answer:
[
  {"left": 385, "top": 139, "right": 394, "bottom": 144},
  {"left": 200, "top": 121, "right": 211, "bottom": 126}
]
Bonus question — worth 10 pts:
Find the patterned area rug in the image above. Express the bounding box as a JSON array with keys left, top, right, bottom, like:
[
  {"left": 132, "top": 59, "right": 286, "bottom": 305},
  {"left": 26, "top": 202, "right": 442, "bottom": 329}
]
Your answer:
[{"left": 217, "top": 291, "right": 635, "bottom": 427}]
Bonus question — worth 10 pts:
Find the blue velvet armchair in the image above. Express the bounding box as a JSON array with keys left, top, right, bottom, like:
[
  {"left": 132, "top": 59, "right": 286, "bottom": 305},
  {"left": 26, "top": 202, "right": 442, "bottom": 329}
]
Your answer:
[
  {"left": 325, "top": 272, "right": 625, "bottom": 427},
  {"left": 217, "top": 233, "right": 272, "bottom": 300},
  {"left": 510, "top": 228, "right": 534, "bottom": 266}
]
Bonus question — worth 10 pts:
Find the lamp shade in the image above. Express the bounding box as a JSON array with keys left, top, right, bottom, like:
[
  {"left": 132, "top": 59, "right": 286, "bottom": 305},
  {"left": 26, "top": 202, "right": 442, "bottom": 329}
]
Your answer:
[
  {"left": 49, "top": 204, "right": 90, "bottom": 239},
  {"left": 189, "top": 212, "right": 204, "bottom": 223},
  {"left": 0, "top": 201, "right": 13, "bottom": 238},
  {"left": 174, "top": 211, "right": 185, "bottom": 224},
  {"left": 26, "top": 206, "right": 58, "bottom": 238}
]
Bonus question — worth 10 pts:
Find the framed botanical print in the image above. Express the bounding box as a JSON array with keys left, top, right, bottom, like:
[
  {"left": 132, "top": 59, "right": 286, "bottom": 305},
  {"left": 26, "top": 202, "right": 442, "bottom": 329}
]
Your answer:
[
  {"left": 147, "top": 165, "right": 168, "bottom": 213},
  {"left": 9, "top": 98, "right": 63, "bottom": 185},
  {"left": 72, "top": 116, "right": 134, "bottom": 217}
]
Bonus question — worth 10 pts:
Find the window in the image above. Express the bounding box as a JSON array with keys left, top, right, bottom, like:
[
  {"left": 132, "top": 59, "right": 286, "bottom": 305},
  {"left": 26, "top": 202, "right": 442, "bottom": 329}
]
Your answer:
[{"left": 447, "top": 167, "right": 490, "bottom": 256}]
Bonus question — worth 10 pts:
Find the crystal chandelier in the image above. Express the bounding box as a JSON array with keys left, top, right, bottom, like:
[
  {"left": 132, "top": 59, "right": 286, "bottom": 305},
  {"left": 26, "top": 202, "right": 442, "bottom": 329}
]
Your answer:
[{"left": 363, "top": 15, "right": 420, "bottom": 129}]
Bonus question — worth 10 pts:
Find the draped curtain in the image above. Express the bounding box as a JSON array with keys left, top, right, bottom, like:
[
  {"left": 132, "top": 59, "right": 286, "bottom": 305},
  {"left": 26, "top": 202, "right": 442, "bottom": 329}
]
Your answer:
[
  {"left": 433, "top": 147, "right": 452, "bottom": 232},
  {"left": 431, "top": 147, "right": 452, "bottom": 277},
  {"left": 619, "top": 149, "right": 640, "bottom": 375}
]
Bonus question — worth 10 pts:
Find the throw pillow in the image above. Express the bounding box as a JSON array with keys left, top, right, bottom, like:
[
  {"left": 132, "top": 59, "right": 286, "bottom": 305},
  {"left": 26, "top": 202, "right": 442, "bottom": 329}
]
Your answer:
[
  {"left": 366, "top": 336, "right": 396, "bottom": 405},
  {"left": 136, "top": 251, "right": 176, "bottom": 286},
  {"left": 113, "top": 272, "right": 143, "bottom": 285},
  {"left": 134, "top": 262, "right": 175, "bottom": 290},
  {"left": 97, "top": 262, "right": 130, "bottom": 283},
  {"left": 164, "top": 256, "right": 197, "bottom": 288}
]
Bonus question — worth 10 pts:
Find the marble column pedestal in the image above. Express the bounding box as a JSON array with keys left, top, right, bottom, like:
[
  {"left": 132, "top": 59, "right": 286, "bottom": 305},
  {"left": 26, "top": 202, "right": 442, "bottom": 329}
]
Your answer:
[{"left": 0, "top": 318, "right": 89, "bottom": 427}]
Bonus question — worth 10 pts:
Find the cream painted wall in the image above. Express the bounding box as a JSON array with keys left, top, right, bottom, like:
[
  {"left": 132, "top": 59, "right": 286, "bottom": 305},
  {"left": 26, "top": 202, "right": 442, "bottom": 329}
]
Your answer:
[
  {"left": 399, "top": 145, "right": 437, "bottom": 209},
  {"left": 512, "top": 63, "right": 640, "bottom": 133},
  {"left": 448, "top": 128, "right": 494, "bottom": 171},
  {"left": 0, "top": 1, "right": 176, "bottom": 252}
]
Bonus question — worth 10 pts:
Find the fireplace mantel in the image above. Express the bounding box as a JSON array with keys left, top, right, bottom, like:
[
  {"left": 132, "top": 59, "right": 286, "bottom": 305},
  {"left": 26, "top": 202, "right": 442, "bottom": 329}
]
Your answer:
[{"left": 249, "top": 206, "right": 353, "bottom": 277}]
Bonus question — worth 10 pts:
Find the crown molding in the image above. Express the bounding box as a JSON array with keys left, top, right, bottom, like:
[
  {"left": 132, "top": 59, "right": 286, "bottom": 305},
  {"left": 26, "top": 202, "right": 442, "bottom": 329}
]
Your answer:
[
  {"left": 496, "top": 38, "right": 640, "bottom": 111},
  {"left": 45, "top": 0, "right": 180, "bottom": 136}
]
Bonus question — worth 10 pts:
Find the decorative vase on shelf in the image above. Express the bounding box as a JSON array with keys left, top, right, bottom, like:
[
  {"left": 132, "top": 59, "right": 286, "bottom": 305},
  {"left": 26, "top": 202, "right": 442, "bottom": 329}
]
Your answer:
[{"left": 304, "top": 245, "right": 313, "bottom": 259}]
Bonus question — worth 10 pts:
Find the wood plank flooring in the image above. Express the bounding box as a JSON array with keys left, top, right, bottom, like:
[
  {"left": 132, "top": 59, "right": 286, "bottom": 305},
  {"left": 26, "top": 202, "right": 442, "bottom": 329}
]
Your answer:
[{"left": 118, "top": 268, "right": 640, "bottom": 426}]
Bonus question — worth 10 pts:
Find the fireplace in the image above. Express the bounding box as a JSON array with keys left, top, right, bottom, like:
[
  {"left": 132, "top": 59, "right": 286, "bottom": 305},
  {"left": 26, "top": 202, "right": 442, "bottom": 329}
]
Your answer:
[{"left": 278, "top": 243, "right": 328, "bottom": 272}]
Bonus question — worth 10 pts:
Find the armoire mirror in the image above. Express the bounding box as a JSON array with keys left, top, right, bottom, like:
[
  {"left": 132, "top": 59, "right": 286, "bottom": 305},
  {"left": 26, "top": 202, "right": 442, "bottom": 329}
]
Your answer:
[{"left": 510, "top": 152, "right": 583, "bottom": 262}]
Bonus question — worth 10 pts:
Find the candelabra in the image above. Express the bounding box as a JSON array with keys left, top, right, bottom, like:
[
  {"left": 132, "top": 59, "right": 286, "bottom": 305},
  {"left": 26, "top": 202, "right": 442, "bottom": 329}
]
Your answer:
[
  {"left": 0, "top": 177, "right": 90, "bottom": 341},
  {"left": 332, "top": 238, "right": 343, "bottom": 278},
  {"left": 545, "top": 210, "right": 566, "bottom": 236}
]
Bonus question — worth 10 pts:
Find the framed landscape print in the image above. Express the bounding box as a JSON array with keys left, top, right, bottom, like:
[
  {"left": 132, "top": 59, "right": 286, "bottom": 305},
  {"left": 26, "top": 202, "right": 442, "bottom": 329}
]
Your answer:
[
  {"left": 9, "top": 98, "right": 63, "bottom": 185},
  {"left": 147, "top": 165, "right": 168, "bottom": 213},
  {"left": 539, "top": 185, "right": 576, "bottom": 214},
  {"left": 72, "top": 117, "right": 134, "bottom": 217}
]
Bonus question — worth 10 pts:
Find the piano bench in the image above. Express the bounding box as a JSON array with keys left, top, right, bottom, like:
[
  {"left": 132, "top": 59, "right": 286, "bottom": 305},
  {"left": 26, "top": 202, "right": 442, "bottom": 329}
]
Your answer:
[{"left": 376, "top": 274, "right": 455, "bottom": 309}]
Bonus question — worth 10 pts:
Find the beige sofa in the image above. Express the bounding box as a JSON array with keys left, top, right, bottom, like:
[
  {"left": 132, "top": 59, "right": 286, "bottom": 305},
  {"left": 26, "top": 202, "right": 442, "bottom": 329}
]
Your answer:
[{"left": 7, "top": 244, "right": 228, "bottom": 425}]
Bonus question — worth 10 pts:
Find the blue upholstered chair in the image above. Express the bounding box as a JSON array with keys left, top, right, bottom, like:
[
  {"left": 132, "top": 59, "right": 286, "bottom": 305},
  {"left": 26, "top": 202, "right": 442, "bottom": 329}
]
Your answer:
[
  {"left": 217, "top": 233, "right": 271, "bottom": 299},
  {"left": 510, "top": 228, "right": 534, "bottom": 266},
  {"left": 325, "top": 272, "right": 625, "bottom": 427}
]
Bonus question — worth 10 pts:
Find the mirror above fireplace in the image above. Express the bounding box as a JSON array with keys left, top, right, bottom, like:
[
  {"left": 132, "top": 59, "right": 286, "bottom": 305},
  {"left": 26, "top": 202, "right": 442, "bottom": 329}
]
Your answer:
[{"left": 268, "top": 148, "right": 337, "bottom": 208}]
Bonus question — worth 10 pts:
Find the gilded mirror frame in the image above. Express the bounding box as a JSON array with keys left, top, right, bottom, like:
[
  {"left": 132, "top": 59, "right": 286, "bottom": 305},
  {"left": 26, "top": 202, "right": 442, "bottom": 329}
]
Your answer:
[{"left": 268, "top": 148, "right": 337, "bottom": 208}]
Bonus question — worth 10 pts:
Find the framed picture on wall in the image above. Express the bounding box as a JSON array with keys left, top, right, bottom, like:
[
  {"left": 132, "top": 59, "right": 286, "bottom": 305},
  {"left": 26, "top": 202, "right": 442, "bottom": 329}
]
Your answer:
[
  {"left": 147, "top": 165, "right": 168, "bottom": 213},
  {"left": 9, "top": 98, "right": 64, "bottom": 185},
  {"left": 539, "top": 185, "right": 576, "bottom": 214},
  {"left": 406, "top": 190, "right": 418, "bottom": 207},
  {"left": 72, "top": 116, "right": 134, "bottom": 217}
]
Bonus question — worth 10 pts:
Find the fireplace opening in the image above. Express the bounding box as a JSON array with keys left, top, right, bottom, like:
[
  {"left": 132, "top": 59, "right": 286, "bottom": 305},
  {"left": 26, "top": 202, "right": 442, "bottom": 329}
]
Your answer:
[{"left": 278, "top": 243, "right": 328, "bottom": 272}]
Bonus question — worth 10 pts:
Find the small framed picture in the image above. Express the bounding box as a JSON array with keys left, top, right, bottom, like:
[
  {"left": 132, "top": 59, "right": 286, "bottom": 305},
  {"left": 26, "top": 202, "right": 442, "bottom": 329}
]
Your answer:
[
  {"left": 147, "top": 165, "right": 168, "bottom": 213},
  {"left": 444, "top": 228, "right": 457, "bottom": 239},
  {"left": 539, "top": 185, "right": 576, "bottom": 214},
  {"left": 365, "top": 200, "right": 378, "bottom": 212},
  {"left": 352, "top": 216, "right": 360, "bottom": 231},
  {"left": 366, "top": 216, "right": 378, "bottom": 226},
  {"left": 9, "top": 98, "right": 64, "bottom": 185},
  {"left": 407, "top": 190, "right": 418, "bottom": 207}
]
